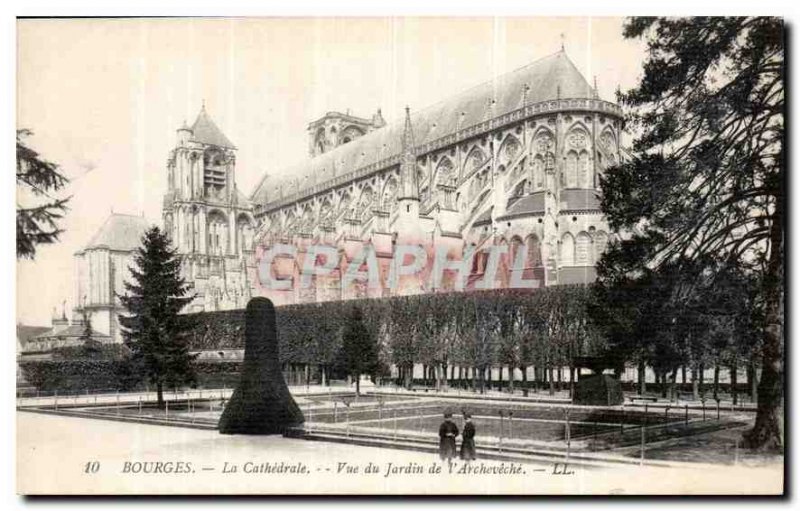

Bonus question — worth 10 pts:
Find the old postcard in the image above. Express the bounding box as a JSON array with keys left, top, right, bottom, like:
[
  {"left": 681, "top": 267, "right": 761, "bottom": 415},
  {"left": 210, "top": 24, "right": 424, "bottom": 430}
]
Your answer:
[{"left": 15, "top": 16, "right": 784, "bottom": 495}]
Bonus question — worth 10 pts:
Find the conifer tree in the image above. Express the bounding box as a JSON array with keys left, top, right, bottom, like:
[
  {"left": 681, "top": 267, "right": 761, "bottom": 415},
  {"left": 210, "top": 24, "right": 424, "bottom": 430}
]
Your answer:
[
  {"left": 119, "top": 226, "right": 196, "bottom": 407},
  {"left": 16, "top": 129, "right": 70, "bottom": 259},
  {"left": 601, "top": 17, "right": 783, "bottom": 449},
  {"left": 338, "top": 306, "right": 379, "bottom": 395}
]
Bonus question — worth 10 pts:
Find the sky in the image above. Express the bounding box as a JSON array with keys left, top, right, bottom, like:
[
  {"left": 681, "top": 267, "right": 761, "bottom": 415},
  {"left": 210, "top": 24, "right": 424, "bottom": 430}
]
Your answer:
[{"left": 16, "top": 17, "right": 646, "bottom": 326}]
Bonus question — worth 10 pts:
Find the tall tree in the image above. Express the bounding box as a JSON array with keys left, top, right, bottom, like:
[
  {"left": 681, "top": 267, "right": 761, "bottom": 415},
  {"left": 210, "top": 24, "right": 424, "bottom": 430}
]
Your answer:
[
  {"left": 337, "top": 306, "right": 379, "bottom": 395},
  {"left": 119, "top": 227, "right": 196, "bottom": 407},
  {"left": 16, "top": 129, "right": 70, "bottom": 259},
  {"left": 603, "top": 17, "right": 783, "bottom": 449}
]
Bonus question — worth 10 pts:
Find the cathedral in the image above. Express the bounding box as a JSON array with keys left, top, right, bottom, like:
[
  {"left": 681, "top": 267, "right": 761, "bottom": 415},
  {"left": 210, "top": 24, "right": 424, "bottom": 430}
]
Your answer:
[
  {"left": 22, "top": 48, "right": 622, "bottom": 356},
  {"left": 249, "top": 49, "right": 622, "bottom": 305}
]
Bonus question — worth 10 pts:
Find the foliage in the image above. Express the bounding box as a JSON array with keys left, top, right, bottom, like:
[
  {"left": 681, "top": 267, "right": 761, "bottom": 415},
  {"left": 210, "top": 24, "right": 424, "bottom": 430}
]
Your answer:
[
  {"left": 179, "top": 287, "right": 599, "bottom": 382},
  {"left": 118, "top": 226, "right": 196, "bottom": 406},
  {"left": 19, "top": 359, "right": 140, "bottom": 392},
  {"left": 16, "top": 129, "right": 70, "bottom": 259},
  {"left": 51, "top": 342, "right": 130, "bottom": 361},
  {"left": 337, "top": 306, "right": 380, "bottom": 394},
  {"left": 601, "top": 17, "right": 784, "bottom": 449}
]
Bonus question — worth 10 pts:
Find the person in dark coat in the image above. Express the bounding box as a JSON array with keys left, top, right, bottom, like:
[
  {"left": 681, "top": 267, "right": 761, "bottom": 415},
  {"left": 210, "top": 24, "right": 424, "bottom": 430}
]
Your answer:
[
  {"left": 460, "top": 413, "right": 476, "bottom": 461},
  {"left": 438, "top": 412, "right": 459, "bottom": 462}
]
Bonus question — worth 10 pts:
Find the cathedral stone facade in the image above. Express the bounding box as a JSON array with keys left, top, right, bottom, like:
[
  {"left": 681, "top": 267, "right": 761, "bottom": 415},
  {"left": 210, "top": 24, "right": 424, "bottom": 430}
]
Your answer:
[
  {"left": 162, "top": 106, "right": 257, "bottom": 312},
  {"left": 249, "top": 50, "right": 623, "bottom": 305}
]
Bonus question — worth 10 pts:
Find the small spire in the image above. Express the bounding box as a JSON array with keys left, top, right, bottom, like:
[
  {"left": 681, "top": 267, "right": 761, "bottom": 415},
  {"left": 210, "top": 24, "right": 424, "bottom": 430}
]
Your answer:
[
  {"left": 560, "top": 32, "right": 565, "bottom": 51},
  {"left": 399, "top": 106, "right": 419, "bottom": 201},
  {"left": 201, "top": 99, "right": 206, "bottom": 111},
  {"left": 593, "top": 76, "right": 600, "bottom": 99}
]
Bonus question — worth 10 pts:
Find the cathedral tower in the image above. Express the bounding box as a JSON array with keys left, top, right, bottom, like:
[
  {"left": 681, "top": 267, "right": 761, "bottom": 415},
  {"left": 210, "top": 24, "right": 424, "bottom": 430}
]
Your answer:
[{"left": 162, "top": 105, "right": 256, "bottom": 312}]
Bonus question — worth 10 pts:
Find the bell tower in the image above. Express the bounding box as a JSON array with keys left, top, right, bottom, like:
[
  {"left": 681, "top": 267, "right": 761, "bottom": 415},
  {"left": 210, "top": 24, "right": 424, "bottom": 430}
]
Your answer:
[{"left": 162, "top": 104, "right": 256, "bottom": 312}]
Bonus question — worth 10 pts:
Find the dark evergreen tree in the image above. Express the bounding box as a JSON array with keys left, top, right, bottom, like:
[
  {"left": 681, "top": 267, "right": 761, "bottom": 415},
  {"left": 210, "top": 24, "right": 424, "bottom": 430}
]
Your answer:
[
  {"left": 118, "top": 226, "right": 196, "bottom": 407},
  {"left": 16, "top": 129, "right": 70, "bottom": 259},
  {"left": 337, "top": 306, "right": 379, "bottom": 395},
  {"left": 601, "top": 17, "right": 783, "bottom": 449}
]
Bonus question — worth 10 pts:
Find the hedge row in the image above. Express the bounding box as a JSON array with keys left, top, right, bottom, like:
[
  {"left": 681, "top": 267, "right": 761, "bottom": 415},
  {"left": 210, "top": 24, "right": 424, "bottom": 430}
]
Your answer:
[
  {"left": 179, "top": 286, "right": 599, "bottom": 375},
  {"left": 18, "top": 360, "right": 243, "bottom": 393}
]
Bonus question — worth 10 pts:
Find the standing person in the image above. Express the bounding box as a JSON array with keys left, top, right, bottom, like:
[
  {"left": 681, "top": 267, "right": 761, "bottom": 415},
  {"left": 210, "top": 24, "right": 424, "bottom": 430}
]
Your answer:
[
  {"left": 460, "top": 413, "right": 476, "bottom": 461},
  {"left": 438, "top": 412, "right": 459, "bottom": 463}
]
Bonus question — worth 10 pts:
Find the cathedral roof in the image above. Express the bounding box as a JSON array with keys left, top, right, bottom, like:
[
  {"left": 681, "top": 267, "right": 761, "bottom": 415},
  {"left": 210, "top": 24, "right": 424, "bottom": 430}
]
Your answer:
[
  {"left": 191, "top": 106, "right": 236, "bottom": 149},
  {"left": 82, "top": 213, "right": 152, "bottom": 252},
  {"left": 253, "top": 50, "right": 595, "bottom": 205},
  {"left": 34, "top": 324, "right": 111, "bottom": 341},
  {"left": 501, "top": 191, "right": 546, "bottom": 219}
]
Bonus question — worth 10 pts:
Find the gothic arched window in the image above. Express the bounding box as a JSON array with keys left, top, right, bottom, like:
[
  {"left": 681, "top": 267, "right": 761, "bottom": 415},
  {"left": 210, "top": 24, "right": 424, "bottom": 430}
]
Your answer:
[
  {"left": 207, "top": 210, "right": 228, "bottom": 256},
  {"left": 576, "top": 232, "right": 592, "bottom": 265},
  {"left": 566, "top": 151, "right": 578, "bottom": 188},
  {"left": 526, "top": 235, "right": 542, "bottom": 267},
  {"left": 579, "top": 150, "right": 590, "bottom": 188},
  {"left": 561, "top": 233, "right": 575, "bottom": 265}
]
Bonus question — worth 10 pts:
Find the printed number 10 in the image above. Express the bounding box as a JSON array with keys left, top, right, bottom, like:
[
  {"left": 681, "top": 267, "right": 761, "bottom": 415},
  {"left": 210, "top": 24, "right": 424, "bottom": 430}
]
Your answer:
[{"left": 84, "top": 461, "right": 100, "bottom": 474}]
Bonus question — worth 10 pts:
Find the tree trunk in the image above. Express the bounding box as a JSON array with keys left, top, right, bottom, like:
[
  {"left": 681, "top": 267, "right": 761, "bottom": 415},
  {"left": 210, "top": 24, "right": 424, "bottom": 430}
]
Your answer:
[
  {"left": 713, "top": 363, "right": 720, "bottom": 401},
  {"left": 744, "top": 194, "right": 783, "bottom": 450},
  {"left": 670, "top": 367, "right": 678, "bottom": 402},
  {"left": 692, "top": 366, "right": 699, "bottom": 401},
  {"left": 548, "top": 366, "right": 555, "bottom": 396},
  {"left": 521, "top": 366, "right": 528, "bottom": 397},
  {"left": 498, "top": 366, "right": 503, "bottom": 392},
  {"left": 321, "top": 365, "right": 327, "bottom": 387},
  {"left": 699, "top": 363, "right": 705, "bottom": 398},
  {"left": 748, "top": 361, "right": 758, "bottom": 403},
  {"left": 682, "top": 365, "right": 687, "bottom": 385},
  {"left": 569, "top": 365, "right": 576, "bottom": 399},
  {"left": 508, "top": 365, "right": 514, "bottom": 394},
  {"left": 637, "top": 361, "right": 646, "bottom": 395},
  {"left": 557, "top": 366, "right": 563, "bottom": 391},
  {"left": 731, "top": 363, "right": 738, "bottom": 406},
  {"left": 156, "top": 381, "right": 164, "bottom": 409},
  {"left": 355, "top": 375, "right": 361, "bottom": 396}
]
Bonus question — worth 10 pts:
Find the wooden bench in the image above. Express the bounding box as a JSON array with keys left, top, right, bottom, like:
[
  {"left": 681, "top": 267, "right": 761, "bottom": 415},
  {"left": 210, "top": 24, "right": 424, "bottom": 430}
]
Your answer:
[{"left": 629, "top": 396, "right": 658, "bottom": 403}]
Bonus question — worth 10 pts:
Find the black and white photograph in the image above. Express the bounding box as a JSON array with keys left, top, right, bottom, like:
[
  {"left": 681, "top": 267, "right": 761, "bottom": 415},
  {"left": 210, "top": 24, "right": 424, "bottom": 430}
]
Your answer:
[{"left": 13, "top": 13, "right": 785, "bottom": 495}]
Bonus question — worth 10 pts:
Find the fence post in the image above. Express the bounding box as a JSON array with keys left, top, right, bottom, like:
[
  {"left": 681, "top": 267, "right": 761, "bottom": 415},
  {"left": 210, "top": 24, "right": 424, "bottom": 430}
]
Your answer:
[
  {"left": 508, "top": 411, "right": 514, "bottom": 443},
  {"left": 116, "top": 392, "right": 120, "bottom": 416},
  {"left": 734, "top": 437, "right": 739, "bottom": 465},
  {"left": 138, "top": 397, "right": 142, "bottom": 417},
  {"left": 499, "top": 411, "right": 504, "bottom": 454},
  {"left": 393, "top": 408, "right": 397, "bottom": 441},
  {"left": 165, "top": 400, "right": 169, "bottom": 422},
  {"left": 684, "top": 404, "right": 689, "bottom": 427},
  {"left": 565, "top": 409, "right": 571, "bottom": 464},
  {"left": 333, "top": 401, "right": 337, "bottom": 424},
  {"left": 54, "top": 391, "right": 58, "bottom": 411},
  {"left": 716, "top": 398, "right": 721, "bottom": 420}
]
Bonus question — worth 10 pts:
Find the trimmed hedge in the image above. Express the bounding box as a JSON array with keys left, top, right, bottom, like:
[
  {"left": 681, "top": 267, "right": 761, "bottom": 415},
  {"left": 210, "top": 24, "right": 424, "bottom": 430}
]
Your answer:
[
  {"left": 19, "top": 359, "right": 141, "bottom": 392},
  {"left": 18, "top": 359, "right": 244, "bottom": 393}
]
